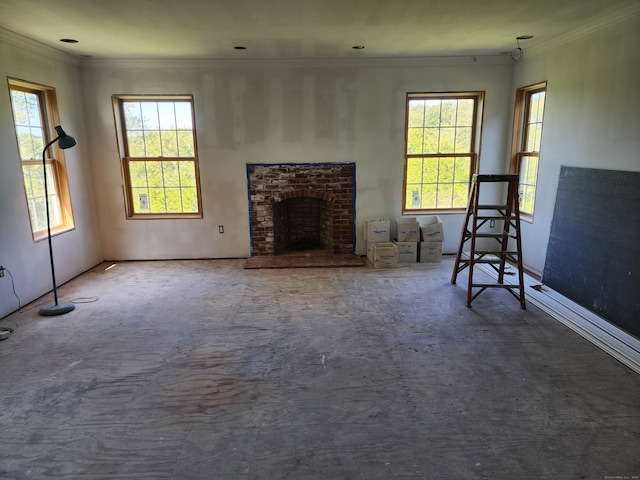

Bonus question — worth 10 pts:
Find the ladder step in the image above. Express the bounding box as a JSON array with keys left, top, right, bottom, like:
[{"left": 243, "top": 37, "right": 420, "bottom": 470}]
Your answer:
[
  {"left": 473, "top": 174, "right": 519, "bottom": 183},
  {"left": 476, "top": 204, "right": 508, "bottom": 210},
  {"left": 471, "top": 284, "right": 521, "bottom": 289},
  {"left": 475, "top": 215, "right": 516, "bottom": 220},
  {"left": 473, "top": 232, "right": 509, "bottom": 238}
]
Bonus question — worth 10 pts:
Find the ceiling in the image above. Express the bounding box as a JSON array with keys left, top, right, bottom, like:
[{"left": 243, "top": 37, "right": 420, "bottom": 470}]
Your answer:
[{"left": 0, "top": 0, "right": 638, "bottom": 60}]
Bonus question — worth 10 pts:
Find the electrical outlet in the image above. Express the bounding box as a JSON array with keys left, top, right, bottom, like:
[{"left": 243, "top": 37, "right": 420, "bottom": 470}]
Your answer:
[
  {"left": 490, "top": 219, "right": 496, "bottom": 228},
  {"left": 218, "top": 225, "right": 224, "bottom": 234},
  {"left": 0, "top": 266, "right": 5, "bottom": 278}
]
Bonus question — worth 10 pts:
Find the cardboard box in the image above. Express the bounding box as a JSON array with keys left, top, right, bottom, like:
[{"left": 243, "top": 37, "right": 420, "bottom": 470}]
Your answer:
[
  {"left": 419, "top": 241, "right": 443, "bottom": 263},
  {"left": 364, "top": 218, "right": 391, "bottom": 243},
  {"left": 420, "top": 215, "right": 444, "bottom": 242},
  {"left": 395, "top": 217, "right": 420, "bottom": 242},
  {"left": 394, "top": 241, "right": 418, "bottom": 263},
  {"left": 369, "top": 242, "right": 397, "bottom": 268}
]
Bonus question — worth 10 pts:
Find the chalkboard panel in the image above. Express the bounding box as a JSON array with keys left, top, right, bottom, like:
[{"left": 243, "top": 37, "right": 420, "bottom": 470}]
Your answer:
[{"left": 543, "top": 167, "right": 640, "bottom": 338}]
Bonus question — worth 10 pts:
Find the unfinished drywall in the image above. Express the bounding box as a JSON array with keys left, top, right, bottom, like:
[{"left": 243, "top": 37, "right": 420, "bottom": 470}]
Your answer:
[
  {"left": 80, "top": 58, "right": 513, "bottom": 260},
  {"left": 511, "top": 14, "right": 640, "bottom": 275},
  {"left": 0, "top": 34, "right": 103, "bottom": 318}
]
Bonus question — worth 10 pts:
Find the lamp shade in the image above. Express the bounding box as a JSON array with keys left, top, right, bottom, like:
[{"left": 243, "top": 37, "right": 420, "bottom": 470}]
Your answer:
[{"left": 54, "top": 125, "right": 77, "bottom": 149}]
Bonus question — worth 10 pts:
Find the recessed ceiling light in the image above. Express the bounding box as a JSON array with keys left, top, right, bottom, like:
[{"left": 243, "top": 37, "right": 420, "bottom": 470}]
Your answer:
[
  {"left": 352, "top": 45, "right": 365, "bottom": 50},
  {"left": 59, "top": 38, "right": 78, "bottom": 43},
  {"left": 516, "top": 35, "right": 534, "bottom": 40},
  {"left": 234, "top": 46, "right": 247, "bottom": 50}
]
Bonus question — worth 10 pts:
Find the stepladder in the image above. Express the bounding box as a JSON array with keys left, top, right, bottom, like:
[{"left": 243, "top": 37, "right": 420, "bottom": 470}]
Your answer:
[{"left": 451, "top": 174, "right": 526, "bottom": 309}]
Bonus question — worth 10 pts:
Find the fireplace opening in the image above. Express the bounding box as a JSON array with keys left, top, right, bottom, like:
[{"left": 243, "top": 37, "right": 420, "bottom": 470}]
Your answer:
[{"left": 273, "top": 196, "right": 332, "bottom": 255}]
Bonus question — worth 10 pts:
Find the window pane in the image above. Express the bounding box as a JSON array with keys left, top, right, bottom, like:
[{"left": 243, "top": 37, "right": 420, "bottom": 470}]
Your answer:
[
  {"left": 161, "top": 130, "right": 179, "bottom": 157},
  {"left": 454, "top": 127, "right": 472, "bottom": 153},
  {"left": 439, "top": 127, "right": 455, "bottom": 153},
  {"left": 162, "top": 161, "right": 180, "bottom": 187},
  {"left": 141, "top": 102, "right": 160, "bottom": 130},
  {"left": 407, "top": 100, "right": 425, "bottom": 128},
  {"left": 129, "top": 161, "right": 148, "bottom": 187},
  {"left": 146, "top": 161, "right": 164, "bottom": 187},
  {"left": 406, "top": 158, "right": 423, "bottom": 184},
  {"left": 423, "top": 128, "right": 439, "bottom": 154},
  {"left": 456, "top": 99, "right": 474, "bottom": 126},
  {"left": 424, "top": 100, "right": 441, "bottom": 127},
  {"left": 407, "top": 128, "right": 424, "bottom": 154},
  {"left": 440, "top": 100, "right": 457, "bottom": 127},
  {"left": 421, "top": 184, "right": 437, "bottom": 209},
  {"left": 158, "top": 102, "right": 177, "bottom": 130},
  {"left": 175, "top": 102, "right": 193, "bottom": 129},
  {"left": 181, "top": 188, "right": 199, "bottom": 212},
  {"left": 144, "top": 131, "right": 162, "bottom": 157},
  {"left": 179, "top": 161, "right": 197, "bottom": 186},
  {"left": 177, "top": 131, "right": 195, "bottom": 157},
  {"left": 527, "top": 124, "right": 542, "bottom": 152},
  {"left": 128, "top": 131, "right": 145, "bottom": 157},
  {"left": 165, "top": 188, "right": 183, "bottom": 213},
  {"left": 437, "top": 183, "right": 453, "bottom": 208},
  {"left": 149, "top": 187, "right": 167, "bottom": 212},
  {"left": 123, "top": 102, "right": 143, "bottom": 129},
  {"left": 439, "top": 157, "right": 454, "bottom": 184},
  {"left": 423, "top": 157, "right": 439, "bottom": 183}
]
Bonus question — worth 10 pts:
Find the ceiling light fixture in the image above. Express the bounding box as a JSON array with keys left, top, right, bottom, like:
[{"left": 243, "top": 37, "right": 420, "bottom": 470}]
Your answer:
[
  {"left": 59, "top": 38, "right": 78, "bottom": 43},
  {"left": 511, "top": 35, "right": 533, "bottom": 63}
]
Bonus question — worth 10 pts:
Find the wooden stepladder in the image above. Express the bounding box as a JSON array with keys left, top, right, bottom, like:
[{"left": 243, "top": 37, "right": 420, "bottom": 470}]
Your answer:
[{"left": 451, "top": 174, "right": 526, "bottom": 309}]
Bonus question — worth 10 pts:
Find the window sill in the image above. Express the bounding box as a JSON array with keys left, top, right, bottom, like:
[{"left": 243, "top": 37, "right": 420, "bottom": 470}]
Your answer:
[
  {"left": 33, "top": 225, "right": 75, "bottom": 243},
  {"left": 127, "top": 213, "right": 203, "bottom": 220}
]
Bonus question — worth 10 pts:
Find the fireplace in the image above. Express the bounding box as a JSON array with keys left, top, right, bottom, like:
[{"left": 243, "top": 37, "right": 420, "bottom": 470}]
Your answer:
[{"left": 247, "top": 163, "right": 355, "bottom": 256}]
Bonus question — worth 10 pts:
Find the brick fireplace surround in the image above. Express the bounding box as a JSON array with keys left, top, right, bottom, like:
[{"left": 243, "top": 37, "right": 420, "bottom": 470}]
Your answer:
[{"left": 247, "top": 163, "right": 356, "bottom": 256}]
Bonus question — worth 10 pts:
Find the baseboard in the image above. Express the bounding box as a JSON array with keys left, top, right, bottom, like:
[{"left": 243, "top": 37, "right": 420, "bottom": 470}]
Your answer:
[{"left": 478, "top": 264, "right": 640, "bottom": 374}]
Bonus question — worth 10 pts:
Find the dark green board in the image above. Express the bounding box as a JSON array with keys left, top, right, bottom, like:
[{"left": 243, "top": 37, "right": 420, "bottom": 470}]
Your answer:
[{"left": 543, "top": 166, "right": 640, "bottom": 338}]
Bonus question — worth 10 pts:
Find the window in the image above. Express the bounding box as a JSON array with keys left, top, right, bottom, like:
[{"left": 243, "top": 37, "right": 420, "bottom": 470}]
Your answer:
[
  {"left": 510, "top": 82, "right": 546, "bottom": 218},
  {"left": 114, "top": 95, "right": 202, "bottom": 218},
  {"left": 404, "top": 92, "right": 483, "bottom": 212},
  {"left": 8, "top": 78, "right": 74, "bottom": 240}
]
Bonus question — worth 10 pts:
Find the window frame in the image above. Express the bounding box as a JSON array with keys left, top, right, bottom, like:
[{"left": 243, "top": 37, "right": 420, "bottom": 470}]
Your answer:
[
  {"left": 113, "top": 94, "right": 203, "bottom": 219},
  {"left": 510, "top": 81, "right": 547, "bottom": 221},
  {"left": 8, "top": 78, "right": 75, "bottom": 241},
  {"left": 403, "top": 91, "right": 484, "bottom": 214}
]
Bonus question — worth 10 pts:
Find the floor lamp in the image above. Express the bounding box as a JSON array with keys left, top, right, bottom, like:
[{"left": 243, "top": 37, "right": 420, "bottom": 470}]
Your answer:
[{"left": 39, "top": 125, "right": 77, "bottom": 316}]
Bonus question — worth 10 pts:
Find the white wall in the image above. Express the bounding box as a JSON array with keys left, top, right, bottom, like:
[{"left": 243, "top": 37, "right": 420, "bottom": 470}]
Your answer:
[
  {"left": 512, "top": 15, "right": 640, "bottom": 275},
  {"left": 0, "top": 34, "right": 103, "bottom": 318},
  {"left": 81, "top": 57, "right": 513, "bottom": 260}
]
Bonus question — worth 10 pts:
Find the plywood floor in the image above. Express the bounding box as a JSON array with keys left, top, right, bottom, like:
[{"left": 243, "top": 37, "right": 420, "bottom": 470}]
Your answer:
[{"left": 0, "top": 258, "right": 638, "bottom": 479}]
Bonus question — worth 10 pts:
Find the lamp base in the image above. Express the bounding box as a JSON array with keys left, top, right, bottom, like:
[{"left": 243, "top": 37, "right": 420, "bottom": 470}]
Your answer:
[{"left": 39, "top": 301, "right": 75, "bottom": 316}]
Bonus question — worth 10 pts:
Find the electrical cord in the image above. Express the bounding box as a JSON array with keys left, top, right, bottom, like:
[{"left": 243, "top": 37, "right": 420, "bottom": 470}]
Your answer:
[{"left": 3, "top": 267, "right": 22, "bottom": 309}]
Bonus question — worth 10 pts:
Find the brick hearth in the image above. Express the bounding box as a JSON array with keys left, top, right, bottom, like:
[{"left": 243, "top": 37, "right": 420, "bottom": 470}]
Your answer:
[{"left": 247, "top": 163, "right": 356, "bottom": 256}]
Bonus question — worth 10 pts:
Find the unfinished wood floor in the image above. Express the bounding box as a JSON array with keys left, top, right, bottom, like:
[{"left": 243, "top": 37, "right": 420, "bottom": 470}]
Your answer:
[{"left": 0, "top": 258, "right": 638, "bottom": 479}]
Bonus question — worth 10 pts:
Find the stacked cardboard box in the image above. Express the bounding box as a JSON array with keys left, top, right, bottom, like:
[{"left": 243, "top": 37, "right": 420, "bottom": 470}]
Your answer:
[
  {"left": 367, "top": 242, "right": 398, "bottom": 268},
  {"left": 419, "top": 216, "right": 444, "bottom": 262},
  {"left": 394, "top": 217, "right": 419, "bottom": 263},
  {"left": 365, "top": 218, "right": 397, "bottom": 267}
]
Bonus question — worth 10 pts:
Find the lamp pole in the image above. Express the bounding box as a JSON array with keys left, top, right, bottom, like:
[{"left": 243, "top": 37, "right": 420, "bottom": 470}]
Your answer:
[{"left": 39, "top": 125, "right": 76, "bottom": 316}]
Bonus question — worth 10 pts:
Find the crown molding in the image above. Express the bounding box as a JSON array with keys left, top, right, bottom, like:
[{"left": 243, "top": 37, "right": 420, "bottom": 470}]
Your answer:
[
  {"left": 0, "top": 27, "right": 80, "bottom": 67},
  {"left": 79, "top": 54, "right": 512, "bottom": 70},
  {"left": 526, "top": 2, "right": 640, "bottom": 58}
]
